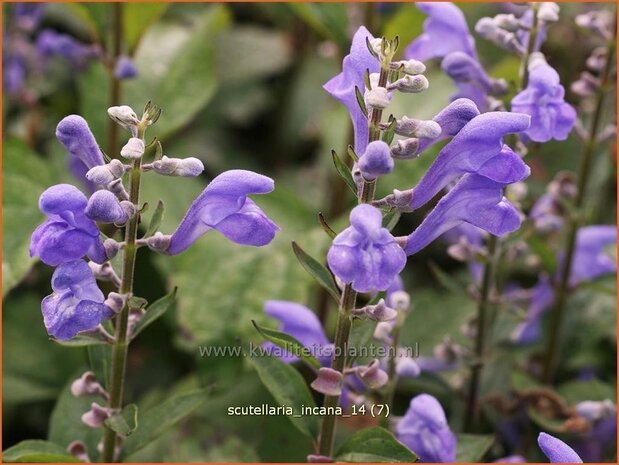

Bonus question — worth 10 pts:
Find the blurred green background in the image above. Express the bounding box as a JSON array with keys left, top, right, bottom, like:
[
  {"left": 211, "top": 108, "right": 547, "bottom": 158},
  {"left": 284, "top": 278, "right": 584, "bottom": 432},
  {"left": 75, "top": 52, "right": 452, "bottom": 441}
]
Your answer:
[{"left": 3, "top": 2, "right": 616, "bottom": 461}]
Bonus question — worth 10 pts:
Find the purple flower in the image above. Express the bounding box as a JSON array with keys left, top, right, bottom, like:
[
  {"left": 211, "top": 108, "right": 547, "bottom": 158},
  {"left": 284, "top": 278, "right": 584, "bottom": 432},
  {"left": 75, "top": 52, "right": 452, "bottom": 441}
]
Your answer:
[
  {"left": 56, "top": 115, "right": 105, "bottom": 170},
  {"left": 510, "top": 278, "right": 554, "bottom": 344},
  {"left": 263, "top": 300, "right": 332, "bottom": 365},
  {"left": 114, "top": 56, "right": 138, "bottom": 80},
  {"left": 537, "top": 433, "right": 582, "bottom": 463},
  {"left": 2, "top": 54, "right": 27, "bottom": 95},
  {"left": 409, "top": 111, "right": 530, "bottom": 210},
  {"left": 357, "top": 141, "right": 394, "bottom": 180},
  {"left": 494, "top": 456, "right": 526, "bottom": 463},
  {"left": 405, "top": 2, "right": 476, "bottom": 61},
  {"left": 36, "top": 30, "right": 99, "bottom": 70},
  {"left": 570, "top": 225, "right": 617, "bottom": 286},
  {"left": 30, "top": 184, "right": 108, "bottom": 266},
  {"left": 327, "top": 204, "right": 406, "bottom": 293},
  {"left": 167, "top": 170, "right": 279, "bottom": 254},
  {"left": 442, "top": 52, "right": 507, "bottom": 111},
  {"left": 404, "top": 174, "right": 523, "bottom": 255},
  {"left": 324, "top": 26, "right": 379, "bottom": 155},
  {"left": 13, "top": 3, "right": 45, "bottom": 32},
  {"left": 41, "top": 259, "right": 113, "bottom": 340},
  {"left": 511, "top": 60, "right": 576, "bottom": 143},
  {"left": 396, "top": 394, "right": 457, "bottom": 462}
]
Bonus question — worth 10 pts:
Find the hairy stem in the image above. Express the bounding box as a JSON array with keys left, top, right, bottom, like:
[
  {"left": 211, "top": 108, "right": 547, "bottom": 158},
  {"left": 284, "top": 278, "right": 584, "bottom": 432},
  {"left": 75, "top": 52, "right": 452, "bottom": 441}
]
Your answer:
[
  {"left": 316, "top": 60, "right": 390, "bottom": 457},
  {"left": 107, "top": 2, "right": 123, "bottom": 156},
  {"left": 464, "top": 235, "right": 497, "bottom": 432},
  {"left": 101, "top": 125, "right": 144, "bottom": 462},
  {"left": 520, "top": 3, "right": 540, "bottom": 89},
  {"left": 542, "top": 29, "right": 616, "bottom": 384}
]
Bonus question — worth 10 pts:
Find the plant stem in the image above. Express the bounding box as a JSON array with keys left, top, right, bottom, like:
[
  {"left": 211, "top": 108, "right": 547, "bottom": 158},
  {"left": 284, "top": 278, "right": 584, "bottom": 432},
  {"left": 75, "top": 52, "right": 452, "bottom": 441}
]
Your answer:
[
  {"left": 101, "top": 126, "right": 144, "bottom": 462},
  {"left": 107, "top": 2, "right": 123, "bottom": 156},
  {"left": 464, "top": 235, "right": 497, "bottom": 432},
  {"left": 316, "top": 61, "right": 390, "bottom": 457},
  {"left": 542, "top": 30, "right": 616, "bottom": 384},
  {"left": 520, "top": 3, "right": 540, "bottom": 89},
  {"left": 381, "top": 311, "right": 404, "bottom": 427},
  {"left": 317, "top": 283, "right": 357, "bottom": 456}
]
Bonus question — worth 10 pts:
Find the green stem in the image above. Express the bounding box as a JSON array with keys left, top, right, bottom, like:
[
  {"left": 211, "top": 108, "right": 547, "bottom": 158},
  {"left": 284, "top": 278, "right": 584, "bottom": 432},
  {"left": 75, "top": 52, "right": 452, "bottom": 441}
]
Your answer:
[
  {"left": 101, "top": 126, "right": 145, "bottom": 462},
  {"left": 107, "top": 2, "right": 123, "bottom": 156},
  {"left": 520, "top": 3, "right": 540, "bottom": 89},
  {"left": 381, "top": 311, "right": 404, "bottom": 427},
  {"left": 317, "top": 284, "right": 356, "bottom": 456},
  {"left": 316, "top": 60, "right": 390, "bottom": 457},
  {"left": 464, "top": 236, "right": 497, "bottom": 432},
  {"left": 542, "top": 30, "right": 616, "bottom": 384}
]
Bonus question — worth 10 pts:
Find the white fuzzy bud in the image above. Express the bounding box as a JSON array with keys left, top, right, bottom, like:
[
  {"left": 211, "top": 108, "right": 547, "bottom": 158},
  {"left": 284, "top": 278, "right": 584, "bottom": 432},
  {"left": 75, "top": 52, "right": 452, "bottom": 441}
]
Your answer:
[
  {"left": 390, "top": 138, "right": 420, "bottom": 159},
  {"left": 538, "top": 3, "right": 560, "bottom": 23},
  {"left": 388, "top": 75, "right": 429, "bottom": 93},
  {"left": 85, "top": 160, "right": 126, "bottom": 185},
  {"left": 152, "top": 156, "right": 204, "bottom": 177},
  {"left": 392, "top": 59, "right": 426, "bottom": 75},
  {"left": 120, "top": 137, "right": 145, "bottom": 160},
  {"left": 389, "top": 290, "right": 410, "bottom": 312},
  {"left": 146, "top": 232, "right": 172, "bottom": 252},
  {"left": 364, "top": 86, "right": 390, "bottom": 109},
  {"left": 107, "top": 105, "right": 139, "bottom": 128}
]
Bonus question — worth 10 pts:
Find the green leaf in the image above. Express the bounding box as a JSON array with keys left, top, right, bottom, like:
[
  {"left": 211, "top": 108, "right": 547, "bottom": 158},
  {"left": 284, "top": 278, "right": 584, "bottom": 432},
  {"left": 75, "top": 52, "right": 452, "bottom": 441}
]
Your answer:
[
  {"left": 455, "top": 434, "right": 494, "bottom": 462},
  {"left": 292, "top": 241, "right": 340, "bottom": 302},
  {"left": 53, "top": 334, "right": 109, "bottom": 347},
  {"left": 123, "top": 3, "right": 169, "bottom": 52},
  {"left": 355, "top": 86, "right": 368, "bottom": 118},
  {"left": 318, "top": 212, "right": 337, "bottom": 239},
  {"left": 2, "top": 440, "right": 80, "bottom": 463},
  {"left": 557, "top": 378, "right": 616, "bottom": 404},
  {"left": 122, "top": 389, "right": 208, "bottom": 457},
  {"left": 104, "top": 404, "right": 138, "bottom": 438},
  {"left": 247, "top": 356, "right": 318, "bottom": 437},
  {"left": 63, "top": 3, "right": 109, "bottom": 40},
  {"left": 88, "top": 345, "right": 112, "bottom": 390},
  {"left": 331, "top": 150, "right": 357, "bottom": 195},
  {"left": 526, "top": 235, "right": 557, "bottom": 274},
  {"left": 335, "top": 427, "right": 418, "bottom": 462},
  {"left": 527, "top": 407, "right": 565, "bottom": 434},
  {"left": 2, "top": 139, "right": 54, "bottom": 295},
  {"left": 144, "top": 200, "right": 166, "bottom": 238},
  {"left": 124, "top": 6, "right": 232, "bottom": 140},
  {"left": 251, "top": 320, "right": 321, "bottom": 369},
  {"left": 132, "top": 287, "right": 177, "bottom": 339},
  {"left": 428, "top": 262, "right": 467, "bottom": 295},
  {"left": 348, "top": 318, "right": 377, "bottom": 365}
]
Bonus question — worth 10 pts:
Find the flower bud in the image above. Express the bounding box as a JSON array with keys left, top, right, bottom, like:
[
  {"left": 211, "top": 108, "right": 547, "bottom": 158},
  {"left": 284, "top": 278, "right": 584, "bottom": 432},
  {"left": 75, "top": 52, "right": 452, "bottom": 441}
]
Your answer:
[
  {"left": 396, "top": 354, "right": 421, "bottom": 377},
  {"left": 364, "top": 299, "right": 398, "bottom": 322},
  {"left": 369, "top": 38, "right": 384, "bottom": 56},
  {"left": 81, "top": 402, "right": 111, "bottom": 428},
  {"left": 85, "top": 159, "right": 126, "bottom": 185},
  {"left": 364, "top": 86, "right": 390, "bottom": 110},
  {"left": 107, "top": 178, "right": 129, "bottom": 201},
  {"left": 307, "top": 454, "right": 333, "bottom": 463},
  {"left": 388, "top": 75, "right": 429, "bottom": 93},
  {"left": 146, "top": 232, "right": 172, "bottom": 252},
  {"left": 71, "top": 371, "right": 107, "bottom": 398},
  {"left": 310, "top": 367, "right": 343, "bottom": 396},
  {"left": 357, "top": 359, "right": 388, "bottom": 389},
  {"left": 389, "top": 290, "right": 410, "bottom": 312},
  {"left": 120, "top": 137, "right": 145, "bottom": 160},
  {"left": 374, "top": 320, "right": 395, "bottom": 341},
  {"left": 67, "top": 441, "right": 90, "bottom": 463},
  {"left": 576, "top": 399, "right": 615, "bottom": 421},
  {"left": 493, "top": 13, "right": 520, "bottom": 31},
  {"left": 152, "top": 156, "right": 204, "bottom": 177},
  {"left": 104, "top": 238, "right": 121, "bottom": 260},
  {"left": 392, "top": 59, "right": 426, "bottom": 75},
  {"left": 358, "top": 141, "right": 394, "bottom": 180},
  {"left": 390, "top": 138, "right": 420, "bottom": 159},
  {"left": 107, "top": 105, "right": 139, "bottom": 128},
  {"left": 571, "top": 72, "right": 600, "bottom": 97},
  {"left": 538, "top": 3, "right": 560, "bottom": 23},
  {"left": 120, "top": 200, "right": 137, "bottom": 220},
  {"left": 586, "top": 47, "right": 607, "bottom": 71},
  {"left": 114, "top": 56, "right": 138, "bottom": 80},
  {"left": 104, "top": 292, "right": 127, "bottom": 313},
  {"left": 373, "top": 188, "right": 414, "bottom": 210}
]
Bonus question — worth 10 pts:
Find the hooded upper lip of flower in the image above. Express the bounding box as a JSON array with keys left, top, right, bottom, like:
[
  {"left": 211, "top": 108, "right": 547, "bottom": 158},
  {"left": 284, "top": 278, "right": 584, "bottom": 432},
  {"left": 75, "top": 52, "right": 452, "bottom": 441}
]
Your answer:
[
  {"left": 396, "top": 393, "right": 457, "bottom": 462},
  {"left": 263, "top": 300, "right": 332, "bottom": 365},
  {"left": 404, "top": 174, "right": 524, "bottom": 256},
  {"left": 167, "top": 169, "right": 279, "bottom": 255},
  {"left": 327, "top": 204, "right": 407, "bottom": 293},
  {"left": 56, "top": 115, "right": 105, "bottom": 170},
  {"left": 537, "top": 432, "right": 583, "bottom": 463},
  {"left": 405, "top": 2, "right": 476, "bottom": 61},
  {"left": 323, "top": 26, "right": 379, "bottom": 155},
  {"left": 30, "top": 184, "right": 107, "bottom": 266},
  {"left": 409, "top": 111, "right": 531, "bottom": 210},
  {"left": 41, "top": 259, "right": 113, "bottom": 340},
  {"left": 569, "top": 225, "right": 617, "bottom": 286}
]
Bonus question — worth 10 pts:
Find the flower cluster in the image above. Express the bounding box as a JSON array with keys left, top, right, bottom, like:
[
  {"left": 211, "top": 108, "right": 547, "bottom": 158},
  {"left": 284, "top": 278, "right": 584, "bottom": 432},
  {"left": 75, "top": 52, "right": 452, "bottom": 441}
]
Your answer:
[{"left": 30, "top": 104, "right": 279, "bottom": 342}]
